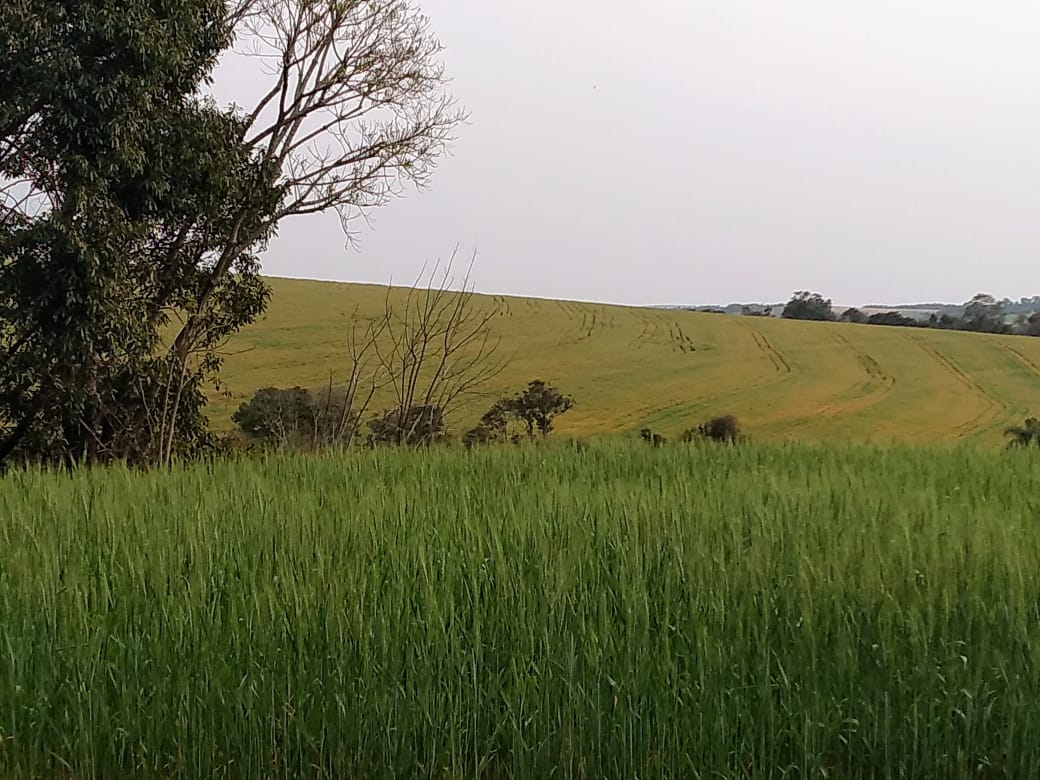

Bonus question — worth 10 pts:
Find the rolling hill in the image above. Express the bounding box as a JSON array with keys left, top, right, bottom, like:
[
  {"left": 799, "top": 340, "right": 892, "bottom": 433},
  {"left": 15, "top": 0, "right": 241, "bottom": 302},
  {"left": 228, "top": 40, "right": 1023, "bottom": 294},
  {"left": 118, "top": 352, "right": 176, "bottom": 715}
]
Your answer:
[{"left": 213, "top": 277, "right": 1040, "bottom": 444}]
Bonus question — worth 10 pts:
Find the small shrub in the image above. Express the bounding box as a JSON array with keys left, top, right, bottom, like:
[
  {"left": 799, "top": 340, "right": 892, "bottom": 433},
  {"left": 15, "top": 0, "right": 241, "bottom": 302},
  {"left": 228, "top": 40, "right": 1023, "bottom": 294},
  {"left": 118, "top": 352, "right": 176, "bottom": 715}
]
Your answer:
[
  {"left": 462, "top": 424, "right": 499, "bottom": 448},
  {"left": 232, "top": 387, "right": 315, "bottom": 444},
  {"left": 232, "top": 386, "right": 360, "bottom": 449},
  {"left": 463, "top": 399, "right": 518, "bottom": 448},
  {"left": 1006, "top": 417, "right": 1040, "bottom": 448},
  {"left": 684, "top": 414, "right": 741, "bottom": 444},
  {"left": 639, "top": 428, "right": 666, "bottom": 447},
  {"left": 368, "top": 405, "right": 445, "bottom": 447}
]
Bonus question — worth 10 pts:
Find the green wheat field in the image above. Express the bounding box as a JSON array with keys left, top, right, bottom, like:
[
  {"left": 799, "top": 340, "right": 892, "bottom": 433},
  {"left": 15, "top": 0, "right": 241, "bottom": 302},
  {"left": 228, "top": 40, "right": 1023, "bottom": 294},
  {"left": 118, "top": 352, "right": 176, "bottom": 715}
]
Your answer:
[
  {"left": 212, "top": 278, "right": 1040, "bottom": 445},
  {"left": 4, "top": 280, "right": 1040, "bottom": 776},
  {"left": 3, "top": 442, "right": 1040, "bottom": 776}
]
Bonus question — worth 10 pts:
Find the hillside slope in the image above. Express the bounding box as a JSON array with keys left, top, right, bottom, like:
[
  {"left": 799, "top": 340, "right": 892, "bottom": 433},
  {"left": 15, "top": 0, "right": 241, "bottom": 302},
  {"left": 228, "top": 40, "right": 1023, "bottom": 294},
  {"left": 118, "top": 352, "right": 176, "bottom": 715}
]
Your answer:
[{"left": 214, "top": 278, "right": 1040, "bottom": 444}]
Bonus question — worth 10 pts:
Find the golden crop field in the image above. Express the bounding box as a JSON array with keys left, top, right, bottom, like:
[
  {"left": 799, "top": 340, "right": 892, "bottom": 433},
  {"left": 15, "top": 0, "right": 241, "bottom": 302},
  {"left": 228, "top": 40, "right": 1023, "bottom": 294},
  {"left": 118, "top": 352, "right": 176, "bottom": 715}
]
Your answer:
[{"left": 213, "top": 277, "right": 1040, "bottom": 444}]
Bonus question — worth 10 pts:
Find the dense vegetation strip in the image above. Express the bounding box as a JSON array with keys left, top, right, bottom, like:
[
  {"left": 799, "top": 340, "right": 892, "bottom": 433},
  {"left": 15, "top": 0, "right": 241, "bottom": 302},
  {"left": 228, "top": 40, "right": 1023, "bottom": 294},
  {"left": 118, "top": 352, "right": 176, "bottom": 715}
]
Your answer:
[{"left": 2, "top": 442, "right": 1039, "bottom": 776}]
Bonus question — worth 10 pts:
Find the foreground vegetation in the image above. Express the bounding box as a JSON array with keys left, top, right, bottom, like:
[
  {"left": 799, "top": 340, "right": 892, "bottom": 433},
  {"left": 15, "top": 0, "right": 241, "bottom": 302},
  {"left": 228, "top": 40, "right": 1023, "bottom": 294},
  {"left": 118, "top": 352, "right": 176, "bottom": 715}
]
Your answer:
[{"left": 2, "top": 441, "right": 1039, "bottom": 777}]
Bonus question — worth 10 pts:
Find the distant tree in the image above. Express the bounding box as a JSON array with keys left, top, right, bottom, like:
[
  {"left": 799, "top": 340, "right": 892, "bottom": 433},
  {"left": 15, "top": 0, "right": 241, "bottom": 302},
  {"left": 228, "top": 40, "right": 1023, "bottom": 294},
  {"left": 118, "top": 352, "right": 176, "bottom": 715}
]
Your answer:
[
  {"left": 839, "top": 307, "right": 868, "bottom": 324},
  {"left": 781, "top": 291, "right": 836, "bottom": 322},
  {"left": 741, "top": 305, "right": 772, "bottom": 317},
  {"left": 1010, "top": 314, "right": 1031, "bottom": 336},
  {"left": 1005, "top": 417, "right": 1040, "bottom": 448},
  {"left": 510, "top": 380, "right": 574, "bottom": 438},
  {"left": 928, "top": 312, "right": 963, "bottom": 330},
  {"left": 866, "top": 311, "right": 921, "bottom": 328},
  {"left": 465, "top": 381, "right": 574, "bottom": 444},
  {"left": 962, "top": 293, "right": 1010, "bottom": 334},
  {"left": 1028, "top": 312, "right": 1040, "bottom": 337}
]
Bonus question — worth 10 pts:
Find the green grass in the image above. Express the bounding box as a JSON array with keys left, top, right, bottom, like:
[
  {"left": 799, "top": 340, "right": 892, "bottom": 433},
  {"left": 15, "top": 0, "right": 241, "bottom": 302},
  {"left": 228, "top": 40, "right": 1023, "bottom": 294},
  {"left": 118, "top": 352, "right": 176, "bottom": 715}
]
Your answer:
[
  {"left": 213, "top": 278, "right": 1040, "bottom": 445},
  {"left": 3, "top": 442, "right": 1040, "bottom": 776}
]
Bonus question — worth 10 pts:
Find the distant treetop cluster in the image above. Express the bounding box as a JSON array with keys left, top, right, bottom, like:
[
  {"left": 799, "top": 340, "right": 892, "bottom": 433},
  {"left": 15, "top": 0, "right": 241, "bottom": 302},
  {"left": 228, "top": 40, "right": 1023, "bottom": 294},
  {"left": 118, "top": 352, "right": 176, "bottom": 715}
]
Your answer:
[
  {"left": 687, "top": 292, "right": 1040, "bottom": 337},
  {"left": 777, "top": 291, "right": 1040, "bottom": 337}
]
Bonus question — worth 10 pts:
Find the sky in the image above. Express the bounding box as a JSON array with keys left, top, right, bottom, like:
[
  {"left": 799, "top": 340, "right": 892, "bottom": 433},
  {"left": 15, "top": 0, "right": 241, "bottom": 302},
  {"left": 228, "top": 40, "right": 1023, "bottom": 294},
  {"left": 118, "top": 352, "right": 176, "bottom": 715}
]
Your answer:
[{"left": 212, "top": 1, "right": 1040, "bottom": 306}]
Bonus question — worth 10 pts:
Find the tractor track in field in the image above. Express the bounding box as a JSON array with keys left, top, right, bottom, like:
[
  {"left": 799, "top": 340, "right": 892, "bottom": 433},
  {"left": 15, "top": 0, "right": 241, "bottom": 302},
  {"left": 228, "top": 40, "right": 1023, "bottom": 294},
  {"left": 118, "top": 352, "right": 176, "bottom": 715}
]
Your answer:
[
  {"left": 631, "top": 314, "right": 665, "bottom": 348},
  {"left": 555, "top": 301, "right": 587, "bottom": 342},
  {"left": 610, "top": 396, "right": 704, "bottom": 434},
  {"left": 556, "top": 301, "right": 579, "bottom": 321},
  {"left": 808, "top": 331, "right": 897, "bottom": 418},
  {"left": 492, "top": 295, "right": 512, "bottom": 317},
  {"left": 577, "top": 310, "right": 598, "bottom": 341},
  {"left": 632, "top": 317, "right": 655, "bottom": 347},
  {"left": 1003, "top": 343, "right": 1040, "bottom": 379},
  {"left": 738, "top": 322, "right": 791, "bottom": 375},
  {"left": 668, "top": 321, "right": 697, "bottom": 353},
  {"left": 709, "top": 321, "right": 800, "bottom": 416},
  {"left": 908, "top": 334, "right": 1009, "bottom": 438}
]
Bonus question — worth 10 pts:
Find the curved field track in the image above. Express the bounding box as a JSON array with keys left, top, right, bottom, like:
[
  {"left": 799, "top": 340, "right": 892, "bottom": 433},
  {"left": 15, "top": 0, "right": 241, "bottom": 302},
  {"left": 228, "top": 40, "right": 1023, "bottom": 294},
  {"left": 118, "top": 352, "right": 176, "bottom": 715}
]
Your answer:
[{"left": 214, "top": 279, "right": 1040, "bottom": 444}]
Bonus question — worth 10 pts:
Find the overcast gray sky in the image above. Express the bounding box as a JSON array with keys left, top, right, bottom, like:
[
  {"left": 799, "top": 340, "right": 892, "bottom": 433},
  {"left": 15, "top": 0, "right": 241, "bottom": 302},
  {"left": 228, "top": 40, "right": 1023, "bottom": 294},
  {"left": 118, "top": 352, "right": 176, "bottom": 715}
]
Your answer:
[{"left": 214, "top": 1, "right": 1040, "bottom": 306}]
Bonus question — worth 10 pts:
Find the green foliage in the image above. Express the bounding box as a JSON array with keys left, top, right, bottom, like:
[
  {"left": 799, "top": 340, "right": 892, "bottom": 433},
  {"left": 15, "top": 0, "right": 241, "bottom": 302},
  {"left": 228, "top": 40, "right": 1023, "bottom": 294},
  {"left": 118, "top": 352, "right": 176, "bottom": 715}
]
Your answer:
[
  {"left": 927, "top": 312, "right": 964, "bottom": 330},
  {"left": 508, "top": 380, "right": 574, "bottom": 437},
  {"left": 781, "top": 290, "right": 836, "bottom": 321},
  {"left": 866, "top": 311, "right": 921, "bottom": 327},
  {"left": 0, "top": 353, "right": 220, "bottom": 468},
  {"left": 1027, "top": 311, "right": 1040, "bottom": 337},
  {"left": 839, "top": 307, "right": 868, "bottom": 324},
  {"left": 461, "top": 423, "right": 498, "bottom": 448},
  {"left": 2, "top": 442, "right": 1040, "bottom": 776},
  {"left": 233, "top": 387, "right": 316, "bottom": 442},
  {"left": 0, "top": 0, "right": 281, "bottom": 467},
  {"left": 233, "top": 385, "right": 361, "bottom": 449},
  {"left": 463, "top": 398, "right": 517, "bottom": 446},
  {"left": 464, "top": 381, "right": 573, "bottom": 444},
  {"left": 962, "top": 293, "right": 1011, "bottom": 334}
]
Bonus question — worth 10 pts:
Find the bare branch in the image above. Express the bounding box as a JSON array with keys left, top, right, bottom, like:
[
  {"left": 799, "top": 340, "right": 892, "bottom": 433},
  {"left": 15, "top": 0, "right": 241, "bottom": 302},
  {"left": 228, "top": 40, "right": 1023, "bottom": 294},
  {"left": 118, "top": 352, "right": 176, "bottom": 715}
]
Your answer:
[
  {"left": 231, "top": 0, "right": 465, "bottom": 226},
  {"left": 335, "top": 251, "right": 504, "bottom": 446},
  {"left": 170, "top": 0, "right": 464, "bottom": 374}
]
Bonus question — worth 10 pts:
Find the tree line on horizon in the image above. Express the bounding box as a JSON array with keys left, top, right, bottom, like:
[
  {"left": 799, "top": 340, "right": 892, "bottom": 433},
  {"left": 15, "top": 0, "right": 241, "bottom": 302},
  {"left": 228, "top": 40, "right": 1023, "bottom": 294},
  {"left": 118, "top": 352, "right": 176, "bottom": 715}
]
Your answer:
[{"left": 772, "top": 291, "right": 1040, "bottom": 336}]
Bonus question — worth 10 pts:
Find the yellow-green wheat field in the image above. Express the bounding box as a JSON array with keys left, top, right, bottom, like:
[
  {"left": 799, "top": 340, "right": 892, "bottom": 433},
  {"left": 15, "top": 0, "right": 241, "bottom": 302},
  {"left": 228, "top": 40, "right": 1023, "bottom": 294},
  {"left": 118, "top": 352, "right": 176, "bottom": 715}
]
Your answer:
[{"left": 214, "top": 277, "right": 1040, "bottom": 443}]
